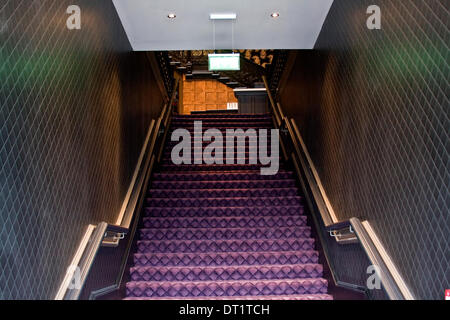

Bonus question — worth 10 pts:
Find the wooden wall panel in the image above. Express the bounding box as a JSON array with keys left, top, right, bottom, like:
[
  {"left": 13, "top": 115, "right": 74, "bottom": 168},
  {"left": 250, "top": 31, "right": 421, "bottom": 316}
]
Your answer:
[{"left": 181, "top": 78, "right": 238, "bottom": 114}]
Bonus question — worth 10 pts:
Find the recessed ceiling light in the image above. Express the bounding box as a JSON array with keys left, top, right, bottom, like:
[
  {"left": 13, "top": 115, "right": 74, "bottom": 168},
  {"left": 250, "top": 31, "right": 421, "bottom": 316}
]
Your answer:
[
  {"left": 271, "top": 12, "right": 280, "bottom": 18},
  {"left": 168, "top": 13, "right": 176, "bottom": 19}
]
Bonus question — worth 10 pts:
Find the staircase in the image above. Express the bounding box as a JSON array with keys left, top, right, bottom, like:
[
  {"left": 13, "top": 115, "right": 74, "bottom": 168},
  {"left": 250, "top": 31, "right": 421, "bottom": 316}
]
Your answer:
[{"left": 125, "top": 113, "right": 332, "bottom": 300}]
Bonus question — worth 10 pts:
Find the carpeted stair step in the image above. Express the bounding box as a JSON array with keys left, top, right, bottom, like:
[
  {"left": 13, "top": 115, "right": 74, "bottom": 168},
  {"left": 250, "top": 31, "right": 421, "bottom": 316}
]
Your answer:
[
  {"left": 150, "top": 179, "right": 297, "bottom": 190},
  {"left": 152, "top": 171, "right": 294, "bottom": 181},
  {"left": 126, "top": 278, "right": 328, "bottom": 298},
  {"left": 162, "top": 151, "right": 272, "bottom": 160},
  {"left": 170, "top": 124, "right": 272, "bottom": 129},
  {"left": 144, "top": 205, "right": 304, "bottom": 218},
  {"left": 165, "top": 140, "right": 274, "bottom": 146},
  {"left": 142, "top": 215, "right": 307, "bottom": 229},
  {"left": 129, "top": 264, "right": 324, "bottom": 282},
  {"left": 172, "top": 116, "right": 272, "bottom": 121},
  {"left": 145, "top": 196, "right": 302, "bottom": 208},
  {"left": 161, "top": 157, "right": 267, "bottom": 165},
  {"left": 138, "top": 226, "right": 311, "bottom": 241},
  {"left": 159, "top": 164, "right": 283, "bottom": 172},
  {"left": 124, "top": 294, "right": 333, "bottom": 300},
  {"left": 133, "top": 251, "right": 320, "bottom": 267},
  {"left": 148, "top": 187, "right": 298, "bottom": 198},
  {"left": 136, "top": 238, "right": 315, "bottom": 254}
]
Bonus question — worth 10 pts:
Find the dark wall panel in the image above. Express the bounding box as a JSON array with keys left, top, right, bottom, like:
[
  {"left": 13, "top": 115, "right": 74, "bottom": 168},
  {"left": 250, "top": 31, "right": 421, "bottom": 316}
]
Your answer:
[
  {"left": 235, "top": 91, "right": 269, "bottom": 114},
  {"left": 0, "top": 0, "right": 164, "bottom": 299},
  {"left": 279, "top": 0, "right": 449, "bottom": 299}
]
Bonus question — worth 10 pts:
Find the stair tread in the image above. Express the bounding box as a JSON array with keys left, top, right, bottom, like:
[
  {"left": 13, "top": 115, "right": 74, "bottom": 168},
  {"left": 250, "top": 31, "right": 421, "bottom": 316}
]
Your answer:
[
  {"left": 136, "top": 238, "right": 315, "bottom": 254},
  {"left": 142, "top": 215, "right": 306, "bottom": 223},
  {"left": 139, "top": 226, "right": 310, "bottom": 232},
  {"left": 130, "top": 263, "right": 323, "bottom": 272},
  {"left": 143, "top": 215, "right": 306, "bottom": 220},
  {"left": 151, "top": 179, "right": 296, "bottom": 187},
  {"left": 129, "top": 264, "right": 324, "bottom": 282},
  {"left": 126, "top": 278, "right": 329, "bottom": 297},
  {"left": 150, "top": 187, "right": 297, "bottom": 192},
  {"left": 152, "top": 172, "right": 294, "bottom": 180},
  {"left": 147, "top": 188, "right": 298, "bottom": 198},
  {"left": 127, "top": 277, "right": 327, "bottom": 284},
  {"left": 146, "top": 196, "right": 302, "bottom": 201},
  {"left": 133, "top": 250, "right": 320, "bottom": 267},
  {"left": 144, "top": 206, "right": 304, "bottom": 218},
  {"left": 138, "top": 226, "right": 311, "bottom": 241},
  {"left": 124, "top": 294, "right": 333, "bottom": 300}
]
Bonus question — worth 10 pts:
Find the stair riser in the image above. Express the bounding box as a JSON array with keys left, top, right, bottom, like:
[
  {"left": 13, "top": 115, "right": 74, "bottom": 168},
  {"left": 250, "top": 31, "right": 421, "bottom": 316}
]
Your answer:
[
  {"left": 130, "top": 265, "right": 323, "bottom": 282},
  {"left": 162, "top": 151, "right": 270, "bottom": 158},
  {"left": 143, "top": 216, "right": 307, "bottom": 229},
  {"left": 148, "top": 188, "right": 298, "bottom": 198},
  {"left": 144, "top": 206, "right": 304, "bottom": 218},
  {"left": 165, "top": 141, "right": 275, "bottom": 146},
  {"left": 124, "top": 295, "right": 333, "bottom": 300},
  {"left": 137, "top": 239, "right": 315, "bottom": 254},
  {"left": 150, "top": 180, "right": 297, "bottom": 190},
  {"left": 152, "top": 172, "right": 294, "bottom": 181},
  {"left": 172, "top": 119, "right": 272, "bottom": 123},
  {"left": 161, "top": 157, "right": 272, "bottom": 164},
  {"left": 170, "top": 125, "right": 272, "bottom": 129},
  {"left": 158, "top": 165, "right": 283, "bottom": 172},
  {"left": 145, "top": 197, "right": 303, "bottom": 208},
  {"left": 133, "top": 251, "right": 320, "bottom": 267},
  {"left": 139, "top": 227, "right": 311, "bottom": 241},
  {"left": 126, "top": 279, "right": 328, "bottom": 297},
  {"left": 172, "top": 117, "right": 272, "bottom": 120}
]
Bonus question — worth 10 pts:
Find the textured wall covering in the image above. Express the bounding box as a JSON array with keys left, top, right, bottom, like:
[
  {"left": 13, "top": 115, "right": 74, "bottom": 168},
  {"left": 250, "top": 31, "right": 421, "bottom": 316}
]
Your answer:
[
  {"left": 0, "top": 0, "right": 164, "bottom": 299},
  {"left": 279, "top": 0, "right": 449, "bottom": 299},
  {"left": 181, "top": 79, "right": 237, "bottom": 114}
]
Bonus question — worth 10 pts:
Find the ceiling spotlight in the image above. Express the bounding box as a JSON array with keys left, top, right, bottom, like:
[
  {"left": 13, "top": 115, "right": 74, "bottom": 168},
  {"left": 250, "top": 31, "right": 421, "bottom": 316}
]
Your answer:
[
  {"left": 271, "top": 12, "right": 280, "bottom": 18},
  {"left": 168, "top": 13, "right": 176, "bottom": 19}
]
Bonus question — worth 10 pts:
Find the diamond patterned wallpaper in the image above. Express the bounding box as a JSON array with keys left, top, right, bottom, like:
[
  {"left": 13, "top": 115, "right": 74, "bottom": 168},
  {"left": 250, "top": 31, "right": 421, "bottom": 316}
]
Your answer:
[
  {"left": 280, "top": 0, "right": 449, "bottom": 299},
  {"left": 0, "top": 0, "right": 164, "bottom": 299}
]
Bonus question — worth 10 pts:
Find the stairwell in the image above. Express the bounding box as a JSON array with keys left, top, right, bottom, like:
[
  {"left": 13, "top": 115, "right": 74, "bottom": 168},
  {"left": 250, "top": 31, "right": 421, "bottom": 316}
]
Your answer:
[{"left": 125, "top": 113, "right": 332, "bottom": 300}]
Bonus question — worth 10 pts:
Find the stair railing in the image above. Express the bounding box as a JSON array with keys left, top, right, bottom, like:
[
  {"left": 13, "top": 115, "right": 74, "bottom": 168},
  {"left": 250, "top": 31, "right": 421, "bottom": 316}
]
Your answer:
[
  {"left": 55, "top": 78, "right": 180, "bottom": 300},
  {"left": 262, "top": 77, "right": 415, "bottom": 300}
]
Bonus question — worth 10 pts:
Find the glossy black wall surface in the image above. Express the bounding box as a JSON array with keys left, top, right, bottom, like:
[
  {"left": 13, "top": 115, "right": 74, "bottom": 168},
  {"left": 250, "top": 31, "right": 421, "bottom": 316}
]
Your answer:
[
  {"left": 0, "top": 1, "right": 165, "bottom": 299},
  {"left": 279, "top": 1, "right": 449, "bottom": 299}
]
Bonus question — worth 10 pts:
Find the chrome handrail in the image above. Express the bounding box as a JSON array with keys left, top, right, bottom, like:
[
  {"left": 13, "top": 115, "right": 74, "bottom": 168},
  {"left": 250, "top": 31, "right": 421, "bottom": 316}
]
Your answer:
[
  {"left": 113, "top": 119, "right": 156, "bottom": 228},
  {"left": 262, "top": 75, "right": 281, "bottom": 127},
  {"left": 163, "top": 77, "right": 180, "bottom": 128},
  {"left": 262, "top": 75, "right": 288, "bottom": 161},
  {"left": 55, "top": 222, "right": 108, "bottom": 300},
  {"left": 56, "top": 78, "right": 179, "bottom": 299},
  {"left": 350, "top": 218, "right": 414, "bottom": 300},
  {"left": 288, "top": 119, "right": 339, "bottom": 226},
  {"left": 159, "top": 78, "right": 180, "bottom": 162}
]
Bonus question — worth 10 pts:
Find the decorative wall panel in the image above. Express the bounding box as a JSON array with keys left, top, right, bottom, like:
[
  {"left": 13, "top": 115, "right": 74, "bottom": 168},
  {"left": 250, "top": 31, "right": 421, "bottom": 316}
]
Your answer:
[
  {"left": 181, "top": 79, "right": 237, "bottom": 114},
  {"left": 0, "top": 0, "right": 164, "bottom": 299},
  {"left": 279, "top": 0, "right": 449, "bottom": 299}
]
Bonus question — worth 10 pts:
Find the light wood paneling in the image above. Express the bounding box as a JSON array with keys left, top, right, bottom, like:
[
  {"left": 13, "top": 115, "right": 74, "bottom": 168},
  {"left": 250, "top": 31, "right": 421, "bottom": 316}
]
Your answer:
[{"left": 181, "top": 78, "right": 238, "bottom": 114}]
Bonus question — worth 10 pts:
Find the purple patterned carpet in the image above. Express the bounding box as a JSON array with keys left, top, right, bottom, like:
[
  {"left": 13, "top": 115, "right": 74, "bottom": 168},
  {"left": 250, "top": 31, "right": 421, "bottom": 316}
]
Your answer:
[{"left": 125, "top": 114, "right": 332, "bottom": 300}]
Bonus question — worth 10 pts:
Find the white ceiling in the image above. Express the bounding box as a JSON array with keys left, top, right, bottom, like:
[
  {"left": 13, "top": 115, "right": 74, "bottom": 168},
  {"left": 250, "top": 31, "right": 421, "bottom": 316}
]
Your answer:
[{"left": 112, "top": 0, "right": 334, "bottom": 51}]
